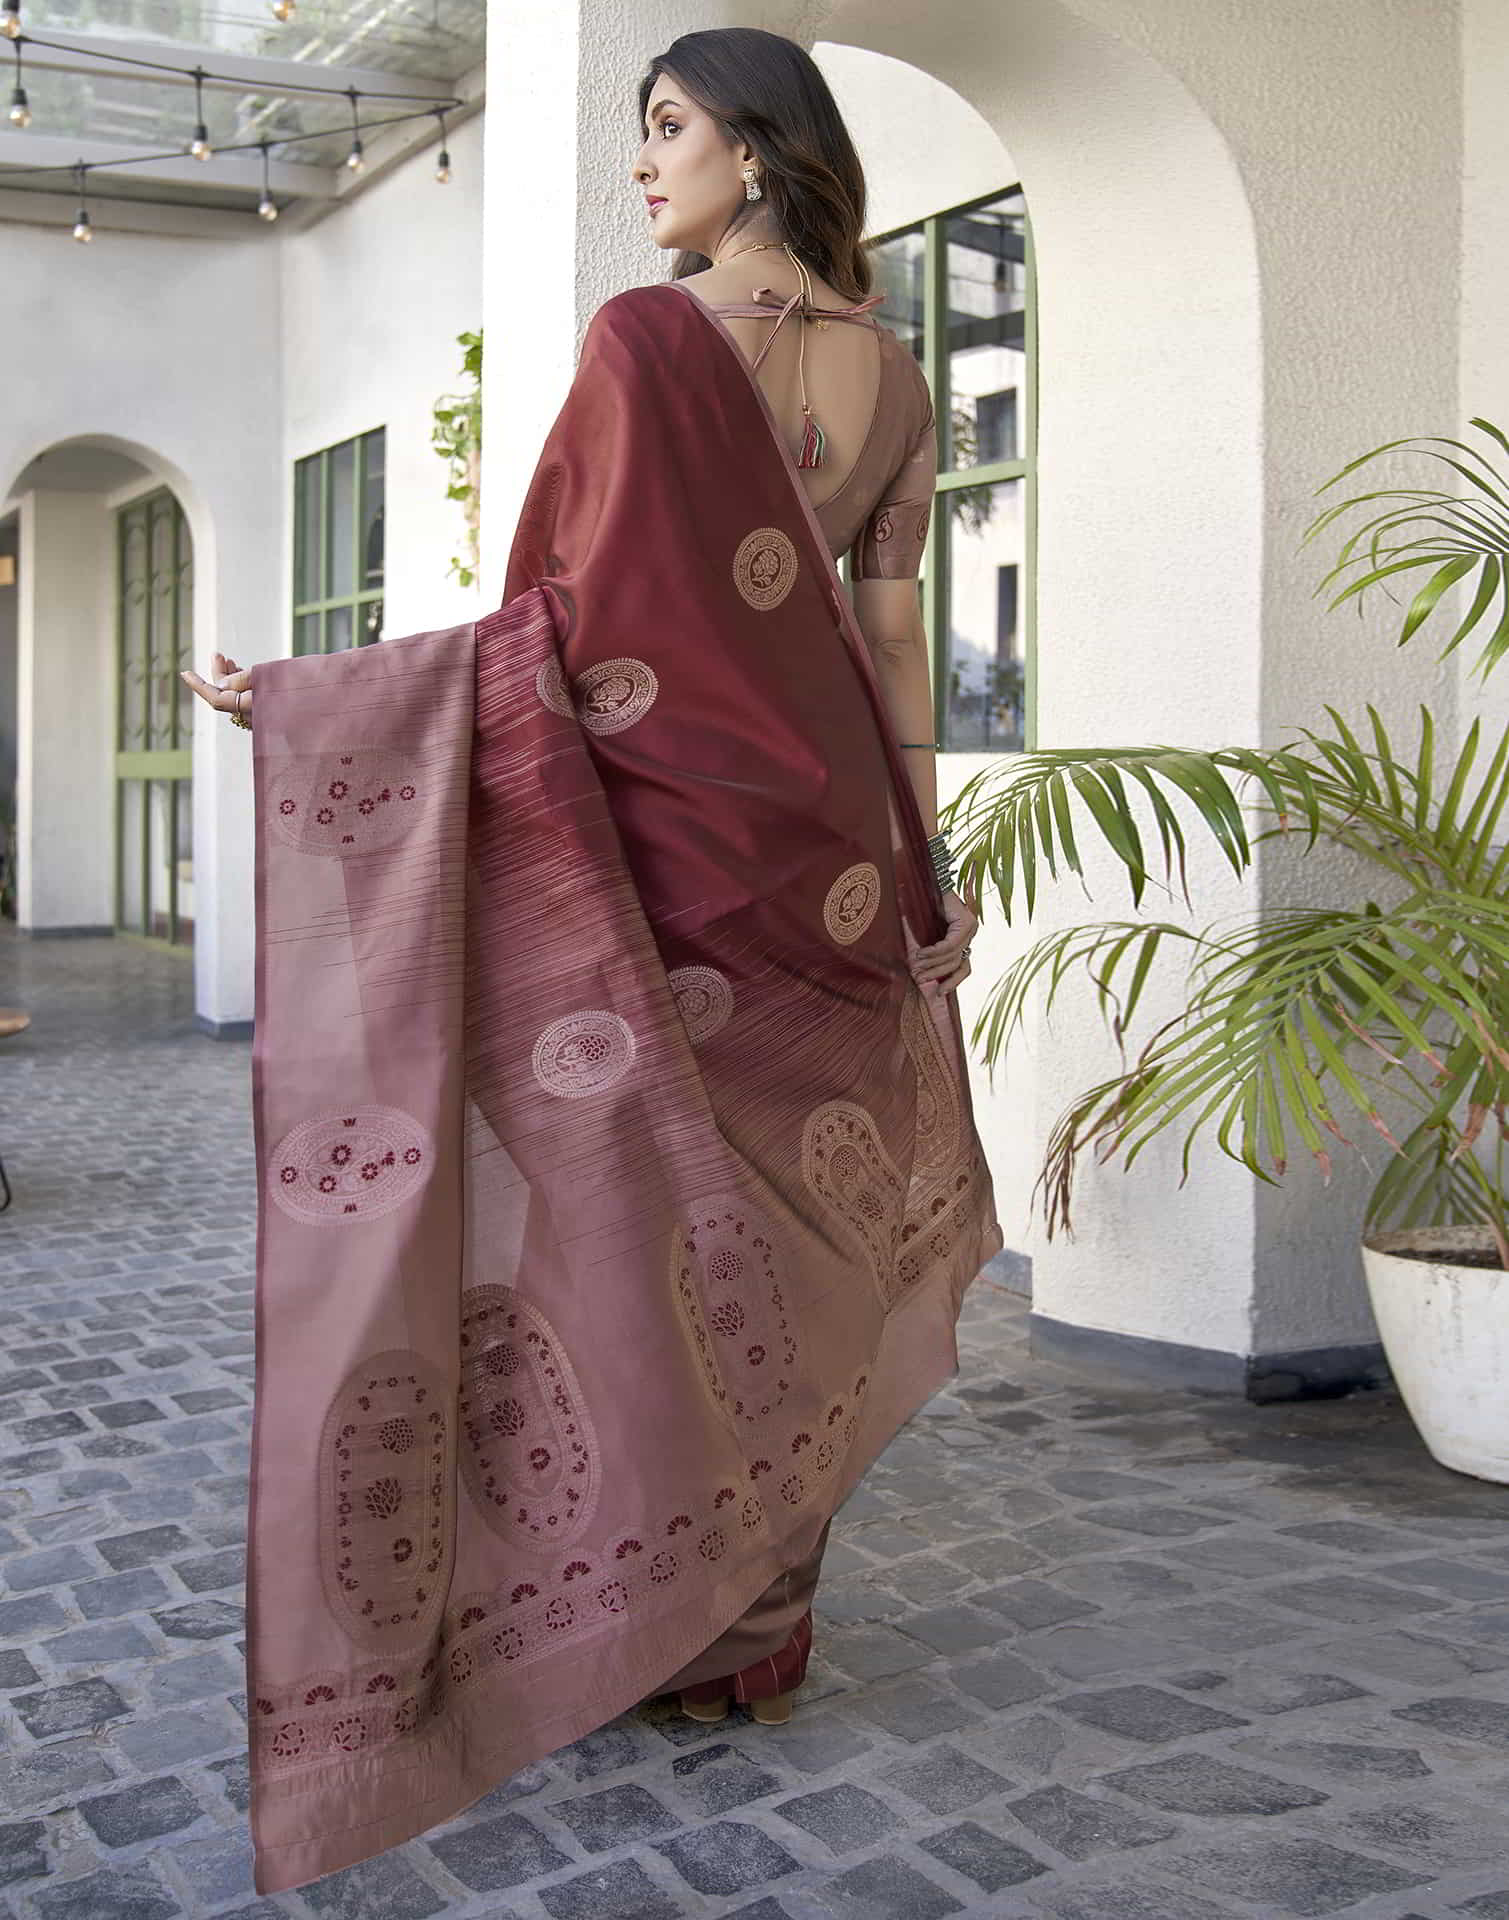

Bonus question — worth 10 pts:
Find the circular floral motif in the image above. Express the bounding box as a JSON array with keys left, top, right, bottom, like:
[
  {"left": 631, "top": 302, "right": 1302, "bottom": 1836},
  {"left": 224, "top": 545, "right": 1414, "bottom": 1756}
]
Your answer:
[
  {"left": 573, "top": 657, "right": 659, "bottom": 735},
  {"left": 667, "top": 966, "right": 734, "bottom": 1045},
  {"left": 269, "top": 1105, "right": 433, "bottom": 1226},
  {"left": 531, "top": 1010, "right": 636, "bottom": 1099},
  {"left": 535, "top": 656, "right": 575, "bottom": 718},
  {"left": 823, "top": 862, "right": 882, "bottom": 946},
  {"left": 268, "top": 751, "right": 421, "bottom": 858},
  {"left": 732, "top": 527, "right": 799, "bottom": 611}
]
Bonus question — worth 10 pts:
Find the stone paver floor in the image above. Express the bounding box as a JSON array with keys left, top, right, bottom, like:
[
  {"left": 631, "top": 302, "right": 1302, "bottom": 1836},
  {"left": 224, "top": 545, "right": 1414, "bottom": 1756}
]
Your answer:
[{"left": 4, "top": 927, "right": 1509, "bottom": 1919}]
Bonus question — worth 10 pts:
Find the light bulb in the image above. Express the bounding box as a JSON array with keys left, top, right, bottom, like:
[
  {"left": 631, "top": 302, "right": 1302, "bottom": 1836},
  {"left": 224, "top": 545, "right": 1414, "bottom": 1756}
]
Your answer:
[
  {"left": 345, "top": 138, "right": 364, "bottom": 174},
  {"left": 271, "top": 0, "right": 294, "bottom": 17},
  {"left": 258, "top": 193, "right": 278, "bottom": 222},
  {"left": 8, "top": 86, "right": 29, "bottom": 127},
  {"left": 72, "top": 210, "right": 92, "bottom": 243},
  {"left": 2, "top": 4, "right": 21, "bottom": 41},
  {"left": 190, "top": 123, "right": 212, "bottom": 161},
  {"left": 435, "top": 149, "right": 450, "bottom": 184}
]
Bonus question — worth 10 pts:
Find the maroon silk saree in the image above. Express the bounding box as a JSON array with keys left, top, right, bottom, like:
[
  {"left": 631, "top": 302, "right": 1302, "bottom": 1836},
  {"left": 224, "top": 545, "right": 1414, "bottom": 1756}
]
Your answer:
[{"left": 244, "top": 281, "right": 1003, "bottom": 1892}]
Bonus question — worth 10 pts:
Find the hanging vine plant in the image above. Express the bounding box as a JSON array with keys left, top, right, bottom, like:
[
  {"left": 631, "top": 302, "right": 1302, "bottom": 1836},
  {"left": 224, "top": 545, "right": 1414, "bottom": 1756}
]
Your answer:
[{"left": 432, "top": 328, "right": 482, "bottom": 587}]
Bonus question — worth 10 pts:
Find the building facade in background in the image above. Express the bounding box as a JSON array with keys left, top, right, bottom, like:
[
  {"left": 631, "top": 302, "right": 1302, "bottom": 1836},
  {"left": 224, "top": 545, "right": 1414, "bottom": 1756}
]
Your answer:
[{"left": 2, "top": 0, "right": 1500, "bottom": 1401}]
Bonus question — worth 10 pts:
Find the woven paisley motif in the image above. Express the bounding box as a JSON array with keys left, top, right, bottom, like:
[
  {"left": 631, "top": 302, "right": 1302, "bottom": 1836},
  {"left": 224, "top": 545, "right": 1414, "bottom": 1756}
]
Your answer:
[
  {"left": 823, "top": 862, "right": 882, "bottom": 946},
  {"left": 269, "top": 1105, "right": 432, "bottom": 1226},
  {"left": 670, "top": 1193, "right": 797, "bottom": 1429},
  {"left": 531, "top": 1010, "right": 636, "bottom": 1099},
  {"left": 269, "top": 751, "right": 422, "bottom": 858},
  {"left": 892, "top": 987, "right": 979, "bottom": 1306},
  {"left": 667, "top": 966, "right": 734, "bottom": 1045},
  {"left": 573, "top": 658, "right": 659, "bottom": 735},
  {"left": 458, "top": 1287, "right": 600, "bottom": 1548},
  {"left": 535, "top": 656, "right": 575, "bottom": 718},
  {"left": 732, "top": 527, "right": 799, "bottom": 610},
  {"left": 801, "top": 1101, "right": 907, "bottom": 1304},
  {"left": 319, "top": 1352, "right": 453, "bottom": 1650}
]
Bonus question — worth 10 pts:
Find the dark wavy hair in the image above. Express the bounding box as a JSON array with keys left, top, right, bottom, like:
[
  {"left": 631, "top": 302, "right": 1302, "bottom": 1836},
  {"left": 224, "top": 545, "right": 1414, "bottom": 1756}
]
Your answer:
[{"left": 636, "top": 28, "right": 872, "bottom": 301}]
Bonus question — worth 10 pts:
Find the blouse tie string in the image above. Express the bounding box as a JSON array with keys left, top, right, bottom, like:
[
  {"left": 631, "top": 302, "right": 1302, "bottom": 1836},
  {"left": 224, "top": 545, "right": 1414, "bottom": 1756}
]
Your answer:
[{"left": 741, "top": 275, "right": 887, "bottom": 469}]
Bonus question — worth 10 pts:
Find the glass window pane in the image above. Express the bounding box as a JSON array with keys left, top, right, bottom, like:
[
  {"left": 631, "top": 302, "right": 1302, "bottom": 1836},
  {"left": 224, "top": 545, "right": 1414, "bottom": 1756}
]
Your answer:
[
  {"left": 147, "top": 499, "right": 177, "bottom": 752},
  {"left": 326, "top": 604, "right": 353, "bottom": 653},
  {"left": 362, "top": 432, "right": 385, "bottom": 589},
  {"left": 148, "top": 779, "right": 173, "bottom": 940},
  {"left": 357, "top": 597, "right": 384, "bottom": 647},
  {"left": 328, "top": 440, "right": 356, "bottom": 600},
  {"left": 293, "top": 612, "right": 321, "bottom": 657},
  {"left": 946, "top": 192, "right": 1027, "bottom": 472},
  {"left": 868, "top": 227, "right": 925, "bottom": 361},
  {"left": 119, "top": 512, "right": 148, "bottom": 752},
  {"left": 295, "top": 454, "right": 322, "bottom": 607},
  {"left": 118, "top": 779, "right": 143, "bottom": 932},
  {"left": 174, "top": 507, "right": 195, "bottom": 748},
  {"left": 174, "top": 778, "right": 194, "bottom": 946},
  {"left": 943, "top": 477, "right": 1025, "bottom": 753}
]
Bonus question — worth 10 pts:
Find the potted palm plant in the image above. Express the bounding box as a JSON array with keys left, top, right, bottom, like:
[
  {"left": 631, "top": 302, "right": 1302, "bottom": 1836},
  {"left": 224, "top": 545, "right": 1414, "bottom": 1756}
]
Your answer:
[{"left": 945, "top": 417, "right": 1509, "bottom": 1480}]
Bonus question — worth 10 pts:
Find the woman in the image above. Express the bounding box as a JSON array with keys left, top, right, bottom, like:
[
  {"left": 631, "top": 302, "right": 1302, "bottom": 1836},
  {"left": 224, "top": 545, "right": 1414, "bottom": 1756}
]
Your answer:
[{"left": 186, "top": 26, "right": 1002, "bottom": 1896}]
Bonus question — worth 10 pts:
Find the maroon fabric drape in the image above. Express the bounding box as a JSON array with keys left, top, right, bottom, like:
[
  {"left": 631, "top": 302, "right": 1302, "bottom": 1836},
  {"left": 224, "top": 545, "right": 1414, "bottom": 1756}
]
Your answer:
[{"left": 243, "top": 283, "right": 1003, "bottom": 1893}]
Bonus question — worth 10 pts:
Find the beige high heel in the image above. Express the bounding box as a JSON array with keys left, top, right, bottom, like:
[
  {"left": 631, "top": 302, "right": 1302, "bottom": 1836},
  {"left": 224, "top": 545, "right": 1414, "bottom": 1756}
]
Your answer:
[
  {"left": 750, "top": 1690, "right": 795, "bottom": 1725},
  {"left": 679, "top": 1693, "right": 730, "bottom": 1723}
]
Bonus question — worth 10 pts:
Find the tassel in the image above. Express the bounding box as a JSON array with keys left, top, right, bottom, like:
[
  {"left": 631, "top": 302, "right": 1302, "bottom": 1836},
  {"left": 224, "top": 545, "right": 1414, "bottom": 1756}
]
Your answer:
[{"left": 797, "top": 408, "right": 826, "bottom": 469}]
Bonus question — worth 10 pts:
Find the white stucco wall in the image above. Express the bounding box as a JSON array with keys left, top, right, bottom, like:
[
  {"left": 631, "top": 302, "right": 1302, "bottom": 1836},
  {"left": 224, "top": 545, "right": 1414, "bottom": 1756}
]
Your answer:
[
  {"left": 281, "top": 113, "right": 485, "bottom": 644},
  {"left": 2, "top": 113, "right": 484, "bottom": 1018},
  {"left": 0, "top": 221, "right": 281, "bottom": 1008}
]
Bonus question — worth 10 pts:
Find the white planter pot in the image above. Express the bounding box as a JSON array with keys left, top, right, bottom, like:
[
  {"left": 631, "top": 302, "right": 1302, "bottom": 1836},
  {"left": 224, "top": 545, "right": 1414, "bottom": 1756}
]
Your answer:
[{"left": 1362, "top": 1224, "right": 1509, "bottom": 1483}]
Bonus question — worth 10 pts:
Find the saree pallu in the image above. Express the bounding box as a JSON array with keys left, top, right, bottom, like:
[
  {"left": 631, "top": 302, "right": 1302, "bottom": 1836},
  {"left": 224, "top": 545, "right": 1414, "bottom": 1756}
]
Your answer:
[{"left": 244, "top": 281, "right": 1004, "bottom": 1893}]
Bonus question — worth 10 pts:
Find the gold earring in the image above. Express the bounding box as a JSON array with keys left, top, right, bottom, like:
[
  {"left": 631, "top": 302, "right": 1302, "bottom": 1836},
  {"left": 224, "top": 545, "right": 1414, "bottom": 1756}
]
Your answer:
[{"left": 742, "top": 165, "right": 761, "bottom": 202}]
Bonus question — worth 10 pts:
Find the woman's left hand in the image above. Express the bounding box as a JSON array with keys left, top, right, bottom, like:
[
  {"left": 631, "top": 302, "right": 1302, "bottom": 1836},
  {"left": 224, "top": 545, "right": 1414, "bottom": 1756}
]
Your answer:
[{"left": 911, "top": 887, "right": 978, "bottom": 997}]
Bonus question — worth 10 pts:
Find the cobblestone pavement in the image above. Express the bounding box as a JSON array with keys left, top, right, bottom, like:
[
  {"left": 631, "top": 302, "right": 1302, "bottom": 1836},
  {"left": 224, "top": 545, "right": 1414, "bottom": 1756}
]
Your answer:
[{"left": 5, "top": 928, "right": 1509, "bottom": 1919}]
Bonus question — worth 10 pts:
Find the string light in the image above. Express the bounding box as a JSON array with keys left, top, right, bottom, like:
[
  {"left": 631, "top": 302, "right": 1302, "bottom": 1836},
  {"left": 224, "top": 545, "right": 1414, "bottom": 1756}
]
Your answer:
[
  {"left": 344, "top": 85, "right": 363, "bottom": 173},
  {"left": 0, "top": 32, "right": 464, "bottom": 230},
  {"left": 257, "top": 137, "right": 277, "bottom": 220},
  {"left": 71, "top": 159, "right": 91, "bottom": 241},
  {"left": 270, "top": 0, "right": 295, "bottom": 17},
  {"left": 188, "top": 64, "right": 212, "bottom": 161},
  {"left": 8, "top": 37, "right": 28, "bottom": 126}
]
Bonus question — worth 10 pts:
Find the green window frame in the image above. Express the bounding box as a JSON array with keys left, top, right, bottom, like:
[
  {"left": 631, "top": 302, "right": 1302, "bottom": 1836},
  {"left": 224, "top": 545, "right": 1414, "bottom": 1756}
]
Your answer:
[
  {"left": 852, "top": 184, "right": 1037, "bottom": 754},
  {"left": 292, "top": 427, "right": 386, "bottom": 655},
  {"left": 114, "top": 487, "right": 194, "bottom": 949}
]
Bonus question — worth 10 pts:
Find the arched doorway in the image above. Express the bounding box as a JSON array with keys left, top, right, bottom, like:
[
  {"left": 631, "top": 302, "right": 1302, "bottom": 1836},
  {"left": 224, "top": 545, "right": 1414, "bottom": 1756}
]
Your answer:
[{"left": 3, "top": 438, "right": 205, "bottom": 950}]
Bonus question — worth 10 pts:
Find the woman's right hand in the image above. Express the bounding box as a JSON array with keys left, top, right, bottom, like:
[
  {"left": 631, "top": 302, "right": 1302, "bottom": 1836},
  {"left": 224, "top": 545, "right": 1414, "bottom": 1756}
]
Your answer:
[{"left": 181, "top": 651, "right": 253, "bottom": 723}]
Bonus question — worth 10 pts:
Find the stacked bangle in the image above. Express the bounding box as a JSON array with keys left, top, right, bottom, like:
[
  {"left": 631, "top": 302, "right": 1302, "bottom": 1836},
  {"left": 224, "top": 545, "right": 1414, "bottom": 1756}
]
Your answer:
[{"left": 926, "top": 830, "right": 955, "bottom": 892}]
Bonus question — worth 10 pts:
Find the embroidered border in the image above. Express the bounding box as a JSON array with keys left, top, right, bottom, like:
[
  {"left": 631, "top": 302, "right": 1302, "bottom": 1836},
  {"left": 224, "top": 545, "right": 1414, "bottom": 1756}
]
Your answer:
[{"left": 253, "top": 1370, "right": 872, "bottom": 1778}]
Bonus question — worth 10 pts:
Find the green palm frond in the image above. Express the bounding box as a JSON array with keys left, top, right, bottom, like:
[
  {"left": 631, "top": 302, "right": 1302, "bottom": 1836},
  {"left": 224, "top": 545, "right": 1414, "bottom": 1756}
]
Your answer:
[
  {"left": 1301, "top": 417, "right": 1509, "bottom": 681},
  {"left": 950, "top": 701, "right": 1509, "bottom": 1264},
  {"left": 948, "top": 416, "right": 1509, "bottom": 1263}
]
